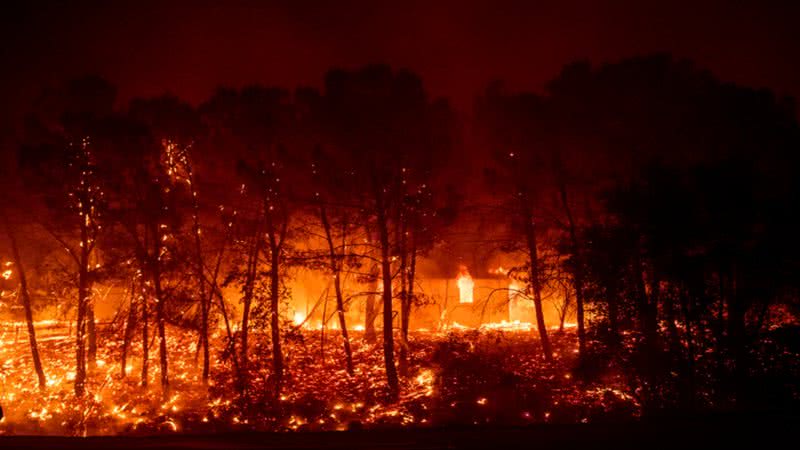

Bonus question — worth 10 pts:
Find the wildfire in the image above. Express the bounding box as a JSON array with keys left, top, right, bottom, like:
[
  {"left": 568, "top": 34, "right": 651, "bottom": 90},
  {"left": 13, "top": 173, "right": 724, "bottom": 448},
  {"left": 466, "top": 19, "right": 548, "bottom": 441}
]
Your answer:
[
  {"left": 0, "top": 317, "right": 639, "bottom": 436},
  {"left": 456, "top": 265, "right": 474, "bottom": 304},
  {"left": 481, "top": 320, "right": 533, "bottom": 332}
]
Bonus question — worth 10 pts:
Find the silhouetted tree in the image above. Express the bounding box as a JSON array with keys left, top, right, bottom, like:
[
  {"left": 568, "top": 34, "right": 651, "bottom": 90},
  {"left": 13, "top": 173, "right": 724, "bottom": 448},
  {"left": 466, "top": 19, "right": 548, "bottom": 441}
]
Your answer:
[{"left": 19, "top": 76, "right": 115, "bottom": 396}]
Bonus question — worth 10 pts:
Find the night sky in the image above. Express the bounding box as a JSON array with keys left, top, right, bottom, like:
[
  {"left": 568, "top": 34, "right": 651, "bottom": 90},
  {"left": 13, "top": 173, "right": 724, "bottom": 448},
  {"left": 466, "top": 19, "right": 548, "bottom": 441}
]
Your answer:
[{"left": 2, "top": 0, "right": 799, "bottom": 137}]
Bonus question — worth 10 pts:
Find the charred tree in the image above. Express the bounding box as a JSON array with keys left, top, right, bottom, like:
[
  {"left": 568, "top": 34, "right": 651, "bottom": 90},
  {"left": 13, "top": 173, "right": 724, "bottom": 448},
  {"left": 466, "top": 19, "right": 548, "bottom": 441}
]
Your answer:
[
  {"left": 556, "top": 178, "right": 586, "bottom": 361},
  {"left": 522, "top": 201, "right": 553, "bottom": 362},
  {"left": 363, "top": 225, "right": 379, "bottom": 343},
  {"left": 374, "top": 182, "right": 399, "bottom": 398},
  {"left": 319, "top": 204, "right": 355, "bottom": 376},
  {"left": 120, "top": 278, "right": 137, "bottom": 379},
  {"left": 3, "top": 216, "right": 46, "bottom": 389}
]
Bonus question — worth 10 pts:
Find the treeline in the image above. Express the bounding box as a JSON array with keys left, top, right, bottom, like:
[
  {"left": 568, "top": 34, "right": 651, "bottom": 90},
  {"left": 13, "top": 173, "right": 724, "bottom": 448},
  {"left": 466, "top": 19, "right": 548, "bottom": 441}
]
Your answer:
[{"left": 1, "top": 54, "right": 799, "bottom": 413}]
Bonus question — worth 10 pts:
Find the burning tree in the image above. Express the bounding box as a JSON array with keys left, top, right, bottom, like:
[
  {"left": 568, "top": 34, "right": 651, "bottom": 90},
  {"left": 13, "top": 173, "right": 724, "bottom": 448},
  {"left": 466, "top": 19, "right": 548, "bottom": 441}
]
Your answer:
[
  {"left": 17, "top": 76, "right": 115, "bottom": 396},
  {"left": 202, "top": 85, "right": 298, "bottom": 398},
  {"left": 323, "top": 65, "right": 456, "bottom": 397},
  {"left": 128, "top": 96, "right": 210, "bottom": 383},
  {"left": 1, "top": 210, "right": 47, "bottom": 389},
  {"left": 477, "top": 85, "right": 555, "bottom": 362}
]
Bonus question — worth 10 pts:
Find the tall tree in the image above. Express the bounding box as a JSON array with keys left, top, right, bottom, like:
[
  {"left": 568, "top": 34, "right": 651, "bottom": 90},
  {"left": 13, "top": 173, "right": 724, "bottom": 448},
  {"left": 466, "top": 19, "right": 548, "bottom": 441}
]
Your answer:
[
  {"left": 202, "top": 85, "right": 297, "bottom": 397},
  {"left": 19, "top": 76, "right": 114, "bottom": 395},
  {"left": 324, "top": 65, "right": 455, "bottom": 395},
  {"left": 2, "top": 213, "right": 47, "bottom": 388},
  {"left": 477, "top": 85, "right": 554, "bottom": 361}
]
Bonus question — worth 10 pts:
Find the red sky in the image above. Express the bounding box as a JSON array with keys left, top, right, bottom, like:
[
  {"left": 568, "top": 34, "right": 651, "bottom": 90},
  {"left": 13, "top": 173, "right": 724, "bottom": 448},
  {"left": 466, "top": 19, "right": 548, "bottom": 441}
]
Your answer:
[{"left": 2, "top": 0, "right": 799, "bottom": 120}]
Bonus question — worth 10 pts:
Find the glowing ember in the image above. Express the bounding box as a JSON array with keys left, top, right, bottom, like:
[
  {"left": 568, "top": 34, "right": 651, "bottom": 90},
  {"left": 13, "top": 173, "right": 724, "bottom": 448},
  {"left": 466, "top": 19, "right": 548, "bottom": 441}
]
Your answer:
[{"left": 0, "top": 320, "right": 645, "bottom": 436}]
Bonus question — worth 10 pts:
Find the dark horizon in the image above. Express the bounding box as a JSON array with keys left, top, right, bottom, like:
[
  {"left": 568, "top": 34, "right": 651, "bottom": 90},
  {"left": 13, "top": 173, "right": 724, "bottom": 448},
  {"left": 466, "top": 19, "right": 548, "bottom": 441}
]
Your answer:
[{"left": 3, "top": 0, "right": 800, "bottom": 112}]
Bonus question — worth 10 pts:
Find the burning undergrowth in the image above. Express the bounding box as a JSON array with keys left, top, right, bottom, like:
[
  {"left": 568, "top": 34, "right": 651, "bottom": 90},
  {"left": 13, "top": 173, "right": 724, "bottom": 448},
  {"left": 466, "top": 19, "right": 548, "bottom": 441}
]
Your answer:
[{"left": 0, "top": 324, "right": 640, "bottom": 436}]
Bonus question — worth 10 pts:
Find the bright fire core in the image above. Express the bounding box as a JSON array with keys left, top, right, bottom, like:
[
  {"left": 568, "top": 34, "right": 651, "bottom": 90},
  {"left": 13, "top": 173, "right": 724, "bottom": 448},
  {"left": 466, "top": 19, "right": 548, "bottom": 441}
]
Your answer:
[{"left": 456, "top": 266, "right": 474, "bottom": 304}]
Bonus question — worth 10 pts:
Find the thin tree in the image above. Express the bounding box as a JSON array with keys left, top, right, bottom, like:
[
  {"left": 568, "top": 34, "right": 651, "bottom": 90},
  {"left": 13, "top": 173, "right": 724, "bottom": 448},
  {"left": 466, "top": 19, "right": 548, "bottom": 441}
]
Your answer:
[{"left": 3, "top": 214, "right": 47, "bottom": 388}]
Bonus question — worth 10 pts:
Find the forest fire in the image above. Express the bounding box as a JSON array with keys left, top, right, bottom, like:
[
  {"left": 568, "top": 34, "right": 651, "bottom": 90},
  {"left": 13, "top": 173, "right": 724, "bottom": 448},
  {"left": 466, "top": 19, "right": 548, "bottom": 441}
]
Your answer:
[
  {"left": 2, "top": 3, "right": 800, "bottom": 447},
  {"left": 1, "top": 320, "right": 641, "bottom": 436},
  {"left": 456, "top": 266, "right": 474, "bottom": 304}
]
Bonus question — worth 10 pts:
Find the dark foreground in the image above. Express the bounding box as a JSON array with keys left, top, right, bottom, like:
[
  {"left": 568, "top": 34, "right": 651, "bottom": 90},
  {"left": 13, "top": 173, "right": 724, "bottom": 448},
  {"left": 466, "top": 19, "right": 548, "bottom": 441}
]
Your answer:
[{"left": 1, "top": 415, "right": 797, "bottom": 450}]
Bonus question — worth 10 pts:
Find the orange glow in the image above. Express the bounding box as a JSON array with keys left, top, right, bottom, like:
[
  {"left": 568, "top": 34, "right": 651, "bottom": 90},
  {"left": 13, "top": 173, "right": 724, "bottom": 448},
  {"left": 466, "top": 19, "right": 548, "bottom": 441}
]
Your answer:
[{"left": 456, "top": 265, "right": 474, "bottom": 304}]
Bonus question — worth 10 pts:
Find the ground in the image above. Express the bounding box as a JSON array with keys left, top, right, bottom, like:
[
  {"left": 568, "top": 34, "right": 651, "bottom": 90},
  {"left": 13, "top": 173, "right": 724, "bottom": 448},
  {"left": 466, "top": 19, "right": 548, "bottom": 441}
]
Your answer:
[
  {"left": 1, "top": 417, "right": 798, "bottom": 449},
  {"left": 0, "top": 320, "right": 644, "bottom": 436}
]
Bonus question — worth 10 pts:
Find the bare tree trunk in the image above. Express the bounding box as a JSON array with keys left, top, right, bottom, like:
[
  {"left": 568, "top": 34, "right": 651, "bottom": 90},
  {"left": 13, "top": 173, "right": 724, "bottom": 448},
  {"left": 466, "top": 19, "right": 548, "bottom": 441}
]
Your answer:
[
  {"left": 374, "top": 185, "right": 399, "bottom": 399},
  {"left": 558, "top": 289, "right": 571, "bottom": 333},
  {"left": 634, "top": 251, "right": 658, "bottom": 355},
  {"left": 439, "top": 279, "right": 449, "bottom": 331},
  {"left": 320, "top": 205, "right": 354, "bottom": 376},
  {"left": 185, "top": 172, "right": 210, "bottom": 383},
  {"left": 150, "top": 223, "right": 169, "bottom": 398},
  {"left": 141, "top": 271, "right": 149, "bottom": 388},
  {"left": 153, "top": 266, "right": 169, "bottom": 397},
  {"left": 267, "top": 223, "right": 284, "bottom": 397},
  {"left": 239, "top": 225, "right": 261, "bottom": 387},
  {"left": 397, "top": 219, "right": 410, "bottom": 377},
  {"left": 320, "top": 289, "right": 328, "bottom": 367},
  {"left": 364, "top": 273, "right": 378, "bottom": 343},
  {"left": 522, "top": 203, "right": 552, "bottom": 362},
  {"left": 120, "top": 278, "right": 137, "bottom": 379},
  {"left": 402, "top": 240, "right": 417, "bottom": 374},
  {"left": 194, "top": 225, "right": 210, "bottom": 384},
  {"left": 75, "top": 220, "right": 90, "bottom": 397},
  {"left": 363, "top": 224, "right": 378, "bottom": 343},
  {"left": 557, "top": 182, "right": 586, "bottom": 360},
  {"left": 4, "top": 218, "right": 46, "bottom": 388},
  {"left": 632, "top": 251, "right": 658, "bottom": 409},
  {"left": 87, "top": 300, "right": 97, "bottom": 371}
]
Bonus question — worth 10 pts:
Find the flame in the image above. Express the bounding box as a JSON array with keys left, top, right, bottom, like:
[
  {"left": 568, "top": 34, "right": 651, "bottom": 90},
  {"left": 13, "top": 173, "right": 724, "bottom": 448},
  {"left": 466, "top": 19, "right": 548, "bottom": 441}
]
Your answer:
[
  {"left": 456, "top": 265, "right": 474, "bottom": 304},
  {"left": 1, "top": 269, "right": 12, "bottom": 280},
  {"left": 481, "top": 320, "right": 533, "bottom": 331}
]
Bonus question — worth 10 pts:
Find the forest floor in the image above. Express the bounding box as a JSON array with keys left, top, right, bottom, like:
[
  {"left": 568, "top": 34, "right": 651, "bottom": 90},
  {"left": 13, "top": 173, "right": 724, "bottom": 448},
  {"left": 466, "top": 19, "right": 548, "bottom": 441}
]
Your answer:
[{"left": 0, "top": 319, "right": 784, "bottom": 439}]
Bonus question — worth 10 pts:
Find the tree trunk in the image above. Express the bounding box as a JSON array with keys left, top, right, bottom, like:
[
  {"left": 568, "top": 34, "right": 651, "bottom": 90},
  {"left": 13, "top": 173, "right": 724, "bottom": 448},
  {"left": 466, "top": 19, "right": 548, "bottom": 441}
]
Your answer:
[
  {"left": 558, "top": 289, "right": 571, "bottom": 333},
  {"left": 522, "top": 203, "right": 552, "bottom": 362},
  {"left": 397, "top": 219, "right": 410, "bottom": 377},
  {"left": 75, "top": 220, "right": 90, "bottom": 397},
  {"left": 633, "top": 250, "right": 658, "bottom": 354},
  {"left": 374, "top": 186, "right": 399, "bottom": 398},
  {"left": 87, "top": 300, "right": 97, "bottom": 371},
  {"left": 267, "top": 224, "right": 284, "bottom": 397},
  {"left": 151, "top": 224, "right": 169, "bottom": 398},
  {"left": 239, "top": 226, "right": 261, "bottom": 386},
  {"left": 186, "top": 175, "right": 210, "bottom": 384},
  {"left": 141, "top": 273, "right": 149, "bottom": 388},
  {"left": 120, "top": 278, "right": 137, "bottom": 379},
  {"left": 4, "top": 218, "right": 46, "bottom": 388},
  {"left": 557, "top": 182, "right": 586, "bottom": 360},
  {"left": 632, "top": 251, "right": 658, "bottom": 409},
  {"left": 194, "top": 224, "right": 210, "bottom": 384},
  {"left": 403, "top": 241, "right": 417, "bottom": 372},
  {"left": 363, "top": 225, "right": 378, "bottom": 343},
  {"left": 320, "top": 205, "right": 354, "bottom": 376}
]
